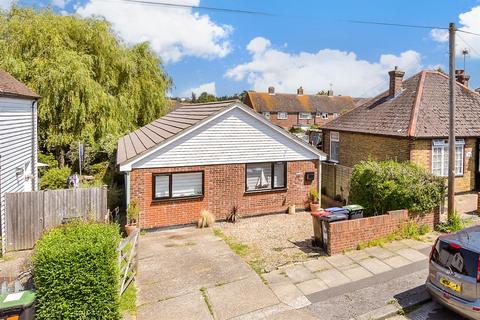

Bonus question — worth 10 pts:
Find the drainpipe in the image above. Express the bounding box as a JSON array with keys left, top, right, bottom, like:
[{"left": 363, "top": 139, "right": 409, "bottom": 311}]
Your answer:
[
  {"left": 318, "top": 157, "right": 322, "bottom": 207},
  {"left": 125, "top": 172, "right": 131, "bottom": 206},
  {"left": 31, "top": 99, "right": 38, "bottom": 191}
]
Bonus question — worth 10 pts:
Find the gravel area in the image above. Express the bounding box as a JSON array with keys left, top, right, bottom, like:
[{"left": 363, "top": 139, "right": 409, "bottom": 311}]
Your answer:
[{"left": 217, "top": 211, "right": 325, "bottom": 271}]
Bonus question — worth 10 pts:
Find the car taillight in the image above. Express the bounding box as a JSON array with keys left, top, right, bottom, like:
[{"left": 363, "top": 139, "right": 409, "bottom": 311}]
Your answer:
[
  {"left": 430, "top": 239, "right": 439, "bottom": 261},
  {"left": 477, "top": 255, "right": 480, "bottom": 282}
]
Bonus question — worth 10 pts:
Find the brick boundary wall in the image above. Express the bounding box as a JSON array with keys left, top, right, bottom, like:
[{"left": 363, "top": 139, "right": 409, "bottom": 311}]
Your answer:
[{"left": 325, "top": 209, "right": 439, "bottom": 255}]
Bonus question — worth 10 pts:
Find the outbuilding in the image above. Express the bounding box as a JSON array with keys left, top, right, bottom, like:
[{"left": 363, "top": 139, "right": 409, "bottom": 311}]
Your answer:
[{"left": 117, "top": 100, "right": 326, "bottom": 229}]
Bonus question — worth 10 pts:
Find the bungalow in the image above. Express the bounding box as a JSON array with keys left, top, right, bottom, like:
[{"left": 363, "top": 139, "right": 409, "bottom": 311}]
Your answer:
[
  {"left": 117, "top": 100, "right": 326, "bottom": 229},
  {"left": 0, "top": 69, "right": 40, "bottom": 249},
  {"left": 322, "top": 67, "right": 480, "bottom": 195},
  {"left": 243, "top": 87, "right": 363, "bottom": 130}
]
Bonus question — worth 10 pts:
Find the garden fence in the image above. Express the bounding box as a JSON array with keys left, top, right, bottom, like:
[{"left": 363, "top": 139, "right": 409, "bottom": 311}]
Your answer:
[{"left": 3, "top": 187, "right": 108, "bottom": 252}]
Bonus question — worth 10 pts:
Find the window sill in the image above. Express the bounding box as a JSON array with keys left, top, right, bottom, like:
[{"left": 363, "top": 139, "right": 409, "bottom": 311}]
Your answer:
[
  {"left": 151, "top": 195, "right": 204, "bottom": 203},
  {"left": 244, "top": 188, "right": 288, "bottom": 195}
]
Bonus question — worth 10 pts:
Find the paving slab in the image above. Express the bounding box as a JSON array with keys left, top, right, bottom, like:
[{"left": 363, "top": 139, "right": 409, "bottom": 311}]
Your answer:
[
  {"left": 365, "top": 246, "right": 396, "bottom": 260},
  {"left": 230, "top": 303, "right": 292, "bottom": 320},
  {"left": 341, "top": 265, "right": 373, "bottom": 282},
  {"left": 264, "top": 308, "right": 319, "bottom": 320},
  {"left": 325, "top": 254, "right": 355, "bottom": 269},
  {"left": 383, "top": 255, "right": 412, "bottom": 269},
  {"left": 316, "top": 268, "right": 351, "bottom": 287},
  {"left": 358, "top": 257, "right": 392, "bottom": 274},
  {"left": 208, "top": 276, "right": 279, "bottom": 320},
  {"left": 284, "top": 264, "right": 315, "bottom": 284},
  {"left": 296, "top": 278, "right": 328, "bottom": 295},
  {"left": 395, "top": 248, "right": 427, "bottom": 262},
  {"left": 137, "top": 291, "right": 213, "bottom": 320},
  {"left": 382, "top": 241, "right": 409, "bottom": 252},
  {"left": 263, "top": 269, "right": 289, "bottom": 285},
  {"left": 269, "top": 281, "right": 311, "bottom": 309},
  {"left": 303, "top": 258, "right": 333, "bottom": 272},
  {"left": 400, "top": 239, "right": 432, "bottom": 250},
  {"left": 345, "top": 250, "right": 370, "bottom": 262}
]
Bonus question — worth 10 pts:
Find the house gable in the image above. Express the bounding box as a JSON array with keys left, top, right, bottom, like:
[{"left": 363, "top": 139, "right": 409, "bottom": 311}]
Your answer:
[{"left": 128, "top": 106, "right": 323, "bottom": 170}]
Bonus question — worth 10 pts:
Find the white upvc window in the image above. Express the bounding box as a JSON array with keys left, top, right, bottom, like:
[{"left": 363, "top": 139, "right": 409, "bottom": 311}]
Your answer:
[
  {"left": 432, "top": 139, "right": 465, "bottom": 177},
  {"left": 330, "top": 131, "right": 340, "bottom": 163},
  {"left": 277, "top": 112, "right": 288, "bottom": 120},
  {"left": 262, "top": 112, "right": 270, "bottom": 119},
  {"left": 299, "top": 112, "right": 312, "bottom": 120},
  {"left": 321, "top": 113, "right": 328, "bottom": 119},
  {"left": 153, "top": 172, "right": 203, "bottom": 200}
]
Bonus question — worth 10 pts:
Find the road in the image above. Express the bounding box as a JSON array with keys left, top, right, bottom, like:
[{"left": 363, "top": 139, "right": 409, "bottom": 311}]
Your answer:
[{"left": 389, "top": 300, "right": 468, "bottom": 320}]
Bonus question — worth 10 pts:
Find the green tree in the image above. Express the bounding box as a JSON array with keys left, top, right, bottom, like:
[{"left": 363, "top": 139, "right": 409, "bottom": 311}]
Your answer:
[
  {"left": 196, "top": 92, "right": 217, "bottom": 103},
  {"left": 0, "top": 7, "right": 171, "bottom": 166}
]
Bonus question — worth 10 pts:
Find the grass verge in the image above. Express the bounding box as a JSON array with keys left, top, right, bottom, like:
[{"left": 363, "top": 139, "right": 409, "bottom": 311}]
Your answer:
[{"left": 119, "top": 283, "right": 137, "bottom": 316}]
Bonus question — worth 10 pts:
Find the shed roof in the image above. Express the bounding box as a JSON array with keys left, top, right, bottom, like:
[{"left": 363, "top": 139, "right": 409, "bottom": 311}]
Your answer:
[
  {"left": 322, "top": 70, "right": 480, "bottom": 138},
  {"left": 0, "top": 69, "right": 40, "bottom": 99}
]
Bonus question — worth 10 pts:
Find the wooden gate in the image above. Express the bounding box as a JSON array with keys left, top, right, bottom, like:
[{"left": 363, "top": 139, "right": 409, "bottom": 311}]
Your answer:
[
  {"left": 4, "top": 187, "right": 107, "bottom": 252},
  {"left": 118, "top": 228, "right": 139, "bottom": 295}
]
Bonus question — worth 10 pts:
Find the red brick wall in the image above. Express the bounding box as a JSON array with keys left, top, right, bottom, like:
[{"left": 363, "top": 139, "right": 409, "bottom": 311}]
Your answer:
[
  {"left": 130, "top": 160, "right": 319, "bottom": 229},
  {"left": 325, "top": 209, "right": 439, "bottom": 255}
]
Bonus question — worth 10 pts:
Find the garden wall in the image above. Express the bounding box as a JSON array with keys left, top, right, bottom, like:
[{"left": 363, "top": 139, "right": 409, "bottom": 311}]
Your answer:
[{"left": 325, "top": 209, "right": 439, "bottom": 255}]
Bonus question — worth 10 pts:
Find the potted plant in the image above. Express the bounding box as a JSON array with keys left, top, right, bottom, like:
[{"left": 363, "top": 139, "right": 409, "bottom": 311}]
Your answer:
[
  {"left": 309, "top": 188, "right": 320, "bottom": 212},
  {"left": 125, "top": 200, "right": 140, "bottom": 236}
]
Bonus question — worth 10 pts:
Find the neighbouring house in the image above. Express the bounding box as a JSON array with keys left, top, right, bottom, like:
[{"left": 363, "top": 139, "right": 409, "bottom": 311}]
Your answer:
[
  {"left": 243, "top": 86, "right": 363, "bottom": 130},
  {"left": 0, "top": 69, "right": 40, "bottom": 248},
  {"left": 321, "top": 67, "right": 480, "bottom": 197},
  {"left": 117, "top": 100, "right": 326, "bottom": 229}
]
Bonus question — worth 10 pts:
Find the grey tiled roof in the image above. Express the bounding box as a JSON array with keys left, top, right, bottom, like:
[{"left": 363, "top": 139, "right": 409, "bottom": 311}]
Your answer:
[
  {"left": 245, "top": 92, "right": 359, "bottom": 114},
  {"left": 116, "top": 100, "right": 238, "bottom": 165},
  {"left": 322, "top": 70, "right": 480, "bottom": 138},
  {"left": 0, "top": 69, "right": 40, "bottom": 99}
]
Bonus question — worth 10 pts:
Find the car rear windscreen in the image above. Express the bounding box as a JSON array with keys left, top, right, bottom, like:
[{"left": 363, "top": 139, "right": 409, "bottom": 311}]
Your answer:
[{"left": 431, "top": 240, "right": 479, "bottom": 278}]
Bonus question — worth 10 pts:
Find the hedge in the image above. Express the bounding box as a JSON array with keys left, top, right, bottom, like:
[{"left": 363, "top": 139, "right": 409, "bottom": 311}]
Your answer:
[
  {"left": 33, "top": 221, "right": 121, "bottom": 319},
  {"left": 349, "top": 160, "right": 445, "bottom": 216}
]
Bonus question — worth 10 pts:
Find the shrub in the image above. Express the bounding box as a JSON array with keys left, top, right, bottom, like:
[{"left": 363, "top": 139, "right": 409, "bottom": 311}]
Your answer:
[
  {"left": 419, "top": 224, "right": 430, "bottom": 235},
  {"left": 349, "top": 160, "right": 445, "bottom": 216},
  {"left": 39, "top": 167, "right": 72, "bottom": 190},
  {"left": 33, "top": 222, "right": 121, "bottom": 319},
  {"left": 309, "top": 188, "right": 319, "bottom": 203},
  {"left": 436, "top": 211, "right": 465, "bottom": 233},
  {"left": 126, "top": 200, "right": 140, "bottom": 225},
  {"left": 198, "top": 210, "right": 215, "bottom": 228}
]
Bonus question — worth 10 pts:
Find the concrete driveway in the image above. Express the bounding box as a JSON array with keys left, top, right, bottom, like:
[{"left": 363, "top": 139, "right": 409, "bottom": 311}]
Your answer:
[{"left": 136, "top": 227, "right": 313, "bottom": 320}]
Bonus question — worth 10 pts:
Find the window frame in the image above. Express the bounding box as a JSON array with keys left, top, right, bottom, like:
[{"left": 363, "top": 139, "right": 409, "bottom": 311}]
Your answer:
[
  {"left": 277, "top": 112, "right": 288, "bottom": 120},
  {"left": 262, "top": 111, "right": 271, "bottom": 119},
  {"left": 152, "top": 171, "right": 204, "bottom": 201},
  {"left": 330, "top": 131, "right": 340, "bottom": 163},
  {"left": 298, "top": 112, "right": 312, "bottom": 120},
  {"left": 321, "top": 112, "right": 329, "bottom": 119},
  {"left": 244, "top": 162, "right": 287, "bottom": 193},
  {"left": 431, "top": 139, "right": 465, "bottom": 177}
]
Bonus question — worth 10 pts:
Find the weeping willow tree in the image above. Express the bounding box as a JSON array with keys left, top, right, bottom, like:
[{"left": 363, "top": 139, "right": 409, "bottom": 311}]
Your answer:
[{"left": 0, "top": 6, "right": 171, "bottom": 166}]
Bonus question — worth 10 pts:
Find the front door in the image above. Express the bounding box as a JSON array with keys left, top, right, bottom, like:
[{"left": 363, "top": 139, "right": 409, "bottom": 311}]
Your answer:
[{"left": 476, "top": 139, "right": 480, "bottom": 190}]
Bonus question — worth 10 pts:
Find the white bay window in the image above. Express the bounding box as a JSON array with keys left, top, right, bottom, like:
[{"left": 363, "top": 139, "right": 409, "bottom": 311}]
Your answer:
[{"left": 432, "top": 139, "right": 464, "bottom": 177}]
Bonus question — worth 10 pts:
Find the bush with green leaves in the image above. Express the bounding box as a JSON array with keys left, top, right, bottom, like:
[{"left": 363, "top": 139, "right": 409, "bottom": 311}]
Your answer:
[
  {"left": 33, "top": 221, "right": 121, "bottom": 319},
  {"left": 349, "top": 160, "right": 445, "bottom": 216},
  {"left": 39, "top": 167, "right": 72, "bottom": 190}
]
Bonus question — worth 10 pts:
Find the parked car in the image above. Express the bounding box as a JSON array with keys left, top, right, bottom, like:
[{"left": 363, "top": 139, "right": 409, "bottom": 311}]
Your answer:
[{"left": 426, "top": 226, "right": 480, "bottom": 319}]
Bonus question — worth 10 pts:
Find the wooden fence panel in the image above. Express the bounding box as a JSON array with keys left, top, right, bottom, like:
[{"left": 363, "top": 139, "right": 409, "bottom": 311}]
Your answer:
[{"left": 5, "top": 187, "right": 107, "bottom": 252}]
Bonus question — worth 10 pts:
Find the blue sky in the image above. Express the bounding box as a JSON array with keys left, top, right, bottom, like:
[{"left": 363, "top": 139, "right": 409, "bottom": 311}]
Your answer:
[{"left": 6, "top": 0, "right": 480, "bottom": 97}]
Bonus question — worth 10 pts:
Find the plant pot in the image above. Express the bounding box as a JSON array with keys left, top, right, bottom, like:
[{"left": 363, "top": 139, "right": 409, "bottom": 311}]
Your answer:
[
  {"left": 288, "top": 204, "right": 296, "bottom": 215},
  {"left": 125, "top": 224, "right": 137, "bottom": 236},
  {"left": 310, "top": 203, "right": 320, "bottom": 213}
]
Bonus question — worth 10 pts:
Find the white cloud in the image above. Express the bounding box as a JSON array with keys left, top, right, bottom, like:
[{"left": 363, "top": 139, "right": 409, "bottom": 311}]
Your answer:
[
  {"left": 52, "top": 0, "right": 66, "bottom": 9},
  {"left": 225, "top": 37, "right": 422, "bottom": 97},
  {"left": 431, "top": 6, "right": 480, "bottom": 58},
  {"left": 77, "top": 0, "right": 232, "bottom": 63},
  {"left": 182, "top": 81, "right": 216, "bottom": 97},
  {"left": 0, "top": 0, "right": 12, "bottom": 10}
]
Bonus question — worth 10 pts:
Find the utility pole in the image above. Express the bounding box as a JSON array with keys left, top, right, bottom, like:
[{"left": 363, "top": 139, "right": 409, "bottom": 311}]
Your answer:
[{"left": 448, "top": 22, "right": 456, "bottom": 220}]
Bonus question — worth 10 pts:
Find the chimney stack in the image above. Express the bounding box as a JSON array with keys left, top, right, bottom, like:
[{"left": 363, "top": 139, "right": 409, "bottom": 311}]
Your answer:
[
  {"left": 388, "top": 66, "right": 405, "bottom": 97},
  {"left": 268, "top": 86, "right": 275, "bottom": 95},
  {"left": 297, "top": 86, "right": 304, "bottom": 95},
  {"left": 455, "top": 69, "right": 470, "bottom": 87}
]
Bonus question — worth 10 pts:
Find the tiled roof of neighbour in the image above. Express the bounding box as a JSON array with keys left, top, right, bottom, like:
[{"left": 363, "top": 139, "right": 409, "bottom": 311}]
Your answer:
[
  {"left": 245, "top": 92, "right": 358, "bottom": 114},
  {"left": 116, "top": 100, "right": 238, "bottom": 165},
  {"left": 0, "top": 69, "right": 40, "bottom": 99},
  {"left": 322, "top": 70, "right": 480, "bottom": 138}
]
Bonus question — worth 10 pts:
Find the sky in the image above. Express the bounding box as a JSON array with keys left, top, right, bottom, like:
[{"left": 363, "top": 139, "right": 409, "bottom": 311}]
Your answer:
[{"left": 4, "top": 0, "right": 480, "bottom": 98}]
